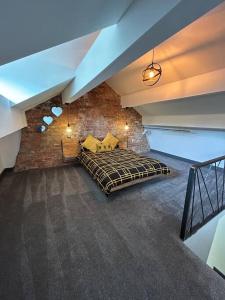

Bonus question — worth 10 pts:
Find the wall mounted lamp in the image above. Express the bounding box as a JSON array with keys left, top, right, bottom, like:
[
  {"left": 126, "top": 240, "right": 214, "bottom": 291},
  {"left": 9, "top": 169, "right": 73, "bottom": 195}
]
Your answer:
[{"left": 66, "top": 103, "right": 72, "bottom": 138}]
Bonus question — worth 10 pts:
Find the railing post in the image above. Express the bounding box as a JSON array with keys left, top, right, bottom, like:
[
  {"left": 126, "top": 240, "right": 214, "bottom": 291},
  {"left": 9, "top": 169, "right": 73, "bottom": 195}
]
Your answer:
[{"left": 180, "top": 167, "right": 196, "bottom": 240}]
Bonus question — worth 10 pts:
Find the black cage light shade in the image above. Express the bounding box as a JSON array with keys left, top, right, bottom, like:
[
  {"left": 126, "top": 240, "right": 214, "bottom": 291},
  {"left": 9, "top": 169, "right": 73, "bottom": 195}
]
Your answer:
[{"left": 142, "top": 49, "right": 162, "bottom": 86}]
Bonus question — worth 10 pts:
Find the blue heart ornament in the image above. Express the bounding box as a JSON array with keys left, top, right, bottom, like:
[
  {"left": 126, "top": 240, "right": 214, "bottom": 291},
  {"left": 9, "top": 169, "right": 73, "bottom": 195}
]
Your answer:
[
  {"left": 43, "top": 116, "right": 53, "bottom": 125},
  {"left": 51, "top": 106, "right": 63, "bottom": 117}
]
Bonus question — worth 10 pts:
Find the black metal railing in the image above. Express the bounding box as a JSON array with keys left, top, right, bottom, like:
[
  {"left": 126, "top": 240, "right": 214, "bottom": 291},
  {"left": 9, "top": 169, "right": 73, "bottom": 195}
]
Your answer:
[
  {"left": 180, "top": 155, "right": 225, "bottom": 240},
  {"left": 213, "top": 267, "right": 225, "bottom": 280}
]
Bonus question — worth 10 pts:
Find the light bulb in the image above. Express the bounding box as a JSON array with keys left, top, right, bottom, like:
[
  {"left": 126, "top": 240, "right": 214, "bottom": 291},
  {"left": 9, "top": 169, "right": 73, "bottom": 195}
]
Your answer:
[
  {"left": 125, "top": 123, "right": 129, "bottom": 131},
  {"left": 66, "top": 124, "right": 72, "bottom": 138},
  {"left": 66, "top": 126, "right": 72, "bottom": 133},
  {"left": 149, "top": 70, "right": 155, "bottom": 78}
]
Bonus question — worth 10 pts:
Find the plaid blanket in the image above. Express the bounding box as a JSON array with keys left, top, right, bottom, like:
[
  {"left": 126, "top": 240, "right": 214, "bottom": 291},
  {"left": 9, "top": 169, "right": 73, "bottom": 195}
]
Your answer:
[{"left": 79, "top": 149, "right": 170, "bottom": 194}]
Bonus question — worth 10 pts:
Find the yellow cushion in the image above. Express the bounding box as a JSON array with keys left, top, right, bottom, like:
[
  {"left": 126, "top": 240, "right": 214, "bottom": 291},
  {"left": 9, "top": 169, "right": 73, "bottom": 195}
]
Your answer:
[
  {"left": 102, "top": 132, "right": 119, "bottom": 150},
  {"left": 97, "top": 142, "right": 112, "bottom": 153},
  {"left": 81, "top": 134, "right": 101, "bottom": 153}
]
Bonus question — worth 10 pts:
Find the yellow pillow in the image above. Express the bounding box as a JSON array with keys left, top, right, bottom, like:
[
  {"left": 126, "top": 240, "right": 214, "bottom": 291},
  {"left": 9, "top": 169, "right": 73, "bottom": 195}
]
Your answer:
[
  {"left": 81, "top": 134, "right": 101, "bottom": 153},
  {"left": 102, "top": 132, "right": 119, "bottom": 150},
  {"left": 97, "top": 142, "right": 112, "bottom": 153}
]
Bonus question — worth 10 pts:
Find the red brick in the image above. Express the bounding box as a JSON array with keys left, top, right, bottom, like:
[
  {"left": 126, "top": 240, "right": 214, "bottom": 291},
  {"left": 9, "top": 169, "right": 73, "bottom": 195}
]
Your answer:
[{"left": 15, "top": 83, "right": 149, "bottom": 171}]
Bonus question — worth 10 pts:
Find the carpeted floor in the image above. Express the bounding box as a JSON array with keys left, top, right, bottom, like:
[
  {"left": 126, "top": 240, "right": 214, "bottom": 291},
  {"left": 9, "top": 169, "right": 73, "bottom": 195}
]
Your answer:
[{"left": 0, "top": 151, "right": 225, "bottom": 300}]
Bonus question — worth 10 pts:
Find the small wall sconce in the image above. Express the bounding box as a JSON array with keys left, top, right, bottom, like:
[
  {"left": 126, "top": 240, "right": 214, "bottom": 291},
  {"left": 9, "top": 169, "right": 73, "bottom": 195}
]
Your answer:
[
  {"left": 66, "top": 123, "right": 72, "bottom": 138},
  {"left": 125, "top": 122, "right": 129, "bottom": 131},
  {"left": 66, "top": 103, "right": 72, "bottom": 138}
]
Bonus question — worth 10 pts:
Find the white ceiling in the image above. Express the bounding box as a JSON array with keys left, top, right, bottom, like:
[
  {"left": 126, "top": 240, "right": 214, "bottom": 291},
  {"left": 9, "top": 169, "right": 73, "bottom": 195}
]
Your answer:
[
  {"left": 107, "top": 2, "right": 225, "bottom": 96},
  {"left": 0, "top": 0, "right": 224, "bottom": 138},
  {"left": 63, "top": 0, "right": 224, "bottom": 103},
  {"left": 0, "top": 0, "right": 223, "bottom": 117},
  {"left": 0, "top": 0, "right": 134, "bottom": 66},
  {"left": 0, "top": 31, "right": 98, "bottom": 105}
]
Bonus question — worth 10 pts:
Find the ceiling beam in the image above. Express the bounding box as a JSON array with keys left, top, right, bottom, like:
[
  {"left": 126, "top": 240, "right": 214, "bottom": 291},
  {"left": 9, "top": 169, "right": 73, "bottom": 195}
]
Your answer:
[
  {"left": 121, "top": 68, "right": 225, "bottom": 107},
  {"left": 62, "top": 0, "right": 223, "bottom": 103},
  {"left": 13, "top": 80, "right": 71, "bottom": 111}
]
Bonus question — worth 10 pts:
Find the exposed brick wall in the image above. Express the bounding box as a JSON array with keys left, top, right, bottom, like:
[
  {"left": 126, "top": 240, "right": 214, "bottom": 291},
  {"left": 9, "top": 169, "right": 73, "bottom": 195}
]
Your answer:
[{"left": 15, "top": 83, "right": 149, "bottom": 171}]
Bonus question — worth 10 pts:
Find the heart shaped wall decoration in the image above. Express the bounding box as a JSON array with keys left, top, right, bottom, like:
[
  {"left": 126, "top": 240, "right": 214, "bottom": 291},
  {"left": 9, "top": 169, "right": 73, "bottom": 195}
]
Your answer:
[
  {"left": 43, "top": 116, "right": 53, "bottom": 125},
  {"left": 40, "top": 125, "right": 46, "bottom": 132},
  {"left": 37, "top": 125, "right": 47, "bottom": 133},
  {"left": 51, "top": 106, "right": 63, "bottom": 117}
]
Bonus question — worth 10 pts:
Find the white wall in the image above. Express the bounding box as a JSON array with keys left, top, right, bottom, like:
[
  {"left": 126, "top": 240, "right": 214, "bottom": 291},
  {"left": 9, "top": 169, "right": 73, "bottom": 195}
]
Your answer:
[
  {"left": 0, "top": 96, "right": 25, "bottom": 174},
  {"left": 0, "top": 96, "right": 26, "bottom": 139},
  {"left": 139, "top": 92, "right": 225, "bottom": 115},
  {"left": 185, "top": 210, "right": 225, "bottom": 263},
  {"left": 142, "top": 114, "right": 225, "bottom": 130},
  {"left": 147, "top": 128, "right": 225, "bottom": 162},
  {"left": 207, "top": 215, "right": 225, "bottom": 274},
  {"left": 136, "top": 92, "right": 225, "bottom": 130},
  {"left": 0, "top": 130, "right": 21, "bottom": 174},
  {"left": 135, "top": 92, "right": 225, "bottom": 161}
]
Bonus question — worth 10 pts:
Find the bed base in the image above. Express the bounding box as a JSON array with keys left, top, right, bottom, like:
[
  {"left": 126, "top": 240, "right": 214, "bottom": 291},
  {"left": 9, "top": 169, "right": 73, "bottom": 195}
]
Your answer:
[{"left": 109, "top": 173, "right": 170, "bottom": 193}]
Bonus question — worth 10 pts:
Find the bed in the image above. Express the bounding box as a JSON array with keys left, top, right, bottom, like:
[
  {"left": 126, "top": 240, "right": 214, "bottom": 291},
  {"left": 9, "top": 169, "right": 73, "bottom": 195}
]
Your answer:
[{"left": 78, "top": 148, "right": 170, "bottom": 194}]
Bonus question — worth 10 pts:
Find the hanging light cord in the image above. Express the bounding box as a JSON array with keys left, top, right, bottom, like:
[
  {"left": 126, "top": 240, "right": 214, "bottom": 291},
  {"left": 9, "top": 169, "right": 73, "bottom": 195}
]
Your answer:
[
  {"left": 67, "top": 104, "right": 70, "bottom": 126},
  {"left": 152, "top": 48, "right": 155, "bottom": 64}
]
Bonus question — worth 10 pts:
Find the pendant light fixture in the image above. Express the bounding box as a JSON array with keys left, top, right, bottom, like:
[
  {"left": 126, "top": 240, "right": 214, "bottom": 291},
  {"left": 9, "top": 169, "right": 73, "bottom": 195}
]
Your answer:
[
  {"left": 142, "top": 49, "right": 162, "bottom": 86},
  {"left": 66, "top": 103, "right": 72, "bottom": 138},
  {"left": 124, "top": 122, "right": 129, "bottom": 131}
]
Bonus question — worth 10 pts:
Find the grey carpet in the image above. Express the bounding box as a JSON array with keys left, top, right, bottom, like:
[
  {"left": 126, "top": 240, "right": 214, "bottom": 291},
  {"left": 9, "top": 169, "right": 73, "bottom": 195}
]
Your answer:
[{"left": 0, "top": 151, "right": 225, "bottom": 300}]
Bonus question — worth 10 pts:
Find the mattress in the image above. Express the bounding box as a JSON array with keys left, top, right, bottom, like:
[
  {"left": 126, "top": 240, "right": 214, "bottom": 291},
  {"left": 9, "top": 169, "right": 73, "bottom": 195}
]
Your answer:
[{"left": 79, "top": 149, "right": 170, "bottom": 194}]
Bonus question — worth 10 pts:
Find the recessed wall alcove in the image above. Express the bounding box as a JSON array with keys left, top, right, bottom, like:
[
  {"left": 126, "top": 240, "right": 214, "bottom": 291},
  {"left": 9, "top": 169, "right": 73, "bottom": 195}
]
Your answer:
[{"left": 15, "top": 83, "right": 149, "bottom": 171}]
